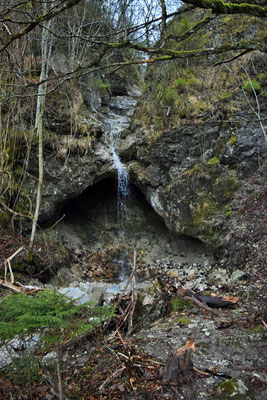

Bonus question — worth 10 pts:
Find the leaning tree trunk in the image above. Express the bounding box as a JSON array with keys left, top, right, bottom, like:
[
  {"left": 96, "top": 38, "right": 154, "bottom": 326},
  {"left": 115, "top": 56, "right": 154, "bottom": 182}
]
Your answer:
[
  {"left": 29, "top": 97, "right": 44, "bottom": 250},
  {"left": 29, "top": 3, "right": 53, "bottom": 250}
]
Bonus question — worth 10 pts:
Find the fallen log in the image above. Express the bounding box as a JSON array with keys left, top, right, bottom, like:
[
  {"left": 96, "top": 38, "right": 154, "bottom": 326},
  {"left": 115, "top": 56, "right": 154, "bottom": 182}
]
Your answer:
[
  {"left": 184, "top": 294, "right": 220, "bottom": 315},
  {"left": 179, "top": 287, "right": 238, "bottom": 308},
  {"left": 159, "top": 339, "right": 195, "bottom": 383}
]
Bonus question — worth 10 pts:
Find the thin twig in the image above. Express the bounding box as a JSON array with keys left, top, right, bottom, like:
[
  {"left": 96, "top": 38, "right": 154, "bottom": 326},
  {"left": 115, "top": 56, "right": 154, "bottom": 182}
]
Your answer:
[
  {"left": 106, "top": 249, "right": 138, "bottom": 337},
  {"left": 99, "top": 366, "right": 126, "bottom": 391}
]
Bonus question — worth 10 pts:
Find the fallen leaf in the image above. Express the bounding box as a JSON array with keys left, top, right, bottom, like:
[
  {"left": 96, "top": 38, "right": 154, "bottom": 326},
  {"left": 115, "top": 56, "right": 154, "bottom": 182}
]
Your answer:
[{"left": 222, "top": 296, "right": 239, "bottom": 303}]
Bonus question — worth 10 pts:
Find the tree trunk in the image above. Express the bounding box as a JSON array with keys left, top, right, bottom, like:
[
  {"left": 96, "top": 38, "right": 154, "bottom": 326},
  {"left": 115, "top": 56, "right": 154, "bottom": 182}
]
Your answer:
[
  {"left": 160, "top": 0, "right": 167, "bottom": 36},
  {"left": 29, "top": 99, "right": 44, "bottom": 250},
  {"left": 29, "top": 3, "right": 53, "bottom": 250},
  {"left": 121, "top": 0, "right": 128, "bottom": 40}
]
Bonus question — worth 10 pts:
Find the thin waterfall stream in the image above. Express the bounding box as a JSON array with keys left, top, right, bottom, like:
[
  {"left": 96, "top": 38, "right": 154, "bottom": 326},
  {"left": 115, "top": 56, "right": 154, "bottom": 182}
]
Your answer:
[
  {"left": 106, "top": 127, "right": 130, "bottom": 236},
  {"left": 101, "top": 95, "right": 137, "bottom": 278},
  {"left": 102, "top": 94, "right": 138, "bottom": 239}
]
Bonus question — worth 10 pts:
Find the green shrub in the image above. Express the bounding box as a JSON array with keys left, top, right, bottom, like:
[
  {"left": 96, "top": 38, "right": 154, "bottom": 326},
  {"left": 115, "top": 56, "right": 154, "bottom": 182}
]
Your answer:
[
  {"left": 0, "top": 289, "right": 114, "bottom": 345},
  {"left": 174, "top": 16, "right": 192, "bottom": 36},
  {"left": 174, "top": 77, "right": 187, "bottom": 92},
  {"left": 242, "top": 79, "right": 260, "bottom": 91},
  {"left": 95, "top": 78, "right": 110, "bottom": 90}
]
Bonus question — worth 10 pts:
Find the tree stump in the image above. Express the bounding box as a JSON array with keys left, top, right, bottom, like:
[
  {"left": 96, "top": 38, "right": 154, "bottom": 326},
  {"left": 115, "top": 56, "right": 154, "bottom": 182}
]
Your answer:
[{"left": 159, "top": 339, "right": 195, "bottom": 383}]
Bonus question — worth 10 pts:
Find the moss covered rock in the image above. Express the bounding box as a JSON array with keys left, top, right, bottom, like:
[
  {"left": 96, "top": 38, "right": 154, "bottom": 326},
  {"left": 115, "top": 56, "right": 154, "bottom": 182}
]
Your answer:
[{"left": 216, "top": 378, "right": 255, "bottom": 399}]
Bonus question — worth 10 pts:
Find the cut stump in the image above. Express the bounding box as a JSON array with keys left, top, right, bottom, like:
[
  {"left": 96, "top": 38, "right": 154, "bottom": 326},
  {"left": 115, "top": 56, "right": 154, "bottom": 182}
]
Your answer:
[{"left": 160, "top": 339, "right": 195, "bottom": 383}]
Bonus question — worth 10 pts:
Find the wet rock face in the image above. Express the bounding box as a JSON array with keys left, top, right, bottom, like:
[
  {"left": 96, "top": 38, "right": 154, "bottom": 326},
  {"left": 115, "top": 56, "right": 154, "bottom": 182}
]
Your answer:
[{"left": 125, "top": 117, "right": 266, "bottom": 246}]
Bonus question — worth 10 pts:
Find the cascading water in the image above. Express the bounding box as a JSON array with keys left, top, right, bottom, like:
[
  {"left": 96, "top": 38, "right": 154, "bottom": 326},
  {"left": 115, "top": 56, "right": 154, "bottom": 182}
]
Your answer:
[
  {"left": 103, "top": 95, "right": 138, "bottom": 280},
  {"left": 103, "top": 95, "right": 138, "bottom": 234},
  {"left": 106, "top": 127, "right": 130, "bottom": 234},
  {"left": 104, "top": 125, "right": 131, "bottom": 281}
]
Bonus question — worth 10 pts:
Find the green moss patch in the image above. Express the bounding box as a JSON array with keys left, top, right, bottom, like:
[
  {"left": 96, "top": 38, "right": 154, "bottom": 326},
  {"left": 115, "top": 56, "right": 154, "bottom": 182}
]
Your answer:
[
  {"left": 171, "top": 297, "right": 194, "bottom": 312},
  {"left": 216, "top": 378, "right": 254, "bottom": 399},
  {"left": 213, "top": 175, "right": 239, "bottom": 205},
  {"left": 176, "top": 317, "right": 191, "bottom": 325}
]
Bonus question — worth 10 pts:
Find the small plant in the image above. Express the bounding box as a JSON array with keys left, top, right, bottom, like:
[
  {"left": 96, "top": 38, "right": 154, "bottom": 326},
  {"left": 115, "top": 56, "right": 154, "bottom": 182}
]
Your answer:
[
  {"left": 95, "top": 78, "right": 110, "bottom": 90},
  {"left": 174, "top": 77, "right": 187, "bottom": 93},
  {"left": 6, "top": 351, "right": 44, "bottom": 385},
  {"left": 242, "top": 79, "right": 260, "bottom": 91},
  {"left": 207, "top": 156, "right": 220, "bottom": 165},
  {"left": 0, "top": 289, "right": 114, "bottom": 400},
  {"left": 229, "top": 134, "right": 237, "bottom": 146},
  {"left": 164, "top": 87, "right": 177, "bottom": 104},
  {"left": 219, "top": 91, "right": 231, "bottom": 101}
]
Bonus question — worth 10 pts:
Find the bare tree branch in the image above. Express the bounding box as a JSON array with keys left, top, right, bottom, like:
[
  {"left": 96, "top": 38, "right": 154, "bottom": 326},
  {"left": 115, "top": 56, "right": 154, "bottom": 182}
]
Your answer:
[
  {"left": 0, "top": 0, "right": 83, "bottom": 53},
  {"left": 182, "top": 0, "right": 267, "bottom": 18}
]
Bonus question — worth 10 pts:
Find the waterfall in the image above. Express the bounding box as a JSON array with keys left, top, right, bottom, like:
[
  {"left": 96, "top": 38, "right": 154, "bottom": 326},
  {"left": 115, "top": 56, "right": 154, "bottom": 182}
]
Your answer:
[
  {"left": 103, "top": 94, "right": 140, "bottom": 236},
  {"left": 106, "top": 128, "right": 130, "bottom": 233}
]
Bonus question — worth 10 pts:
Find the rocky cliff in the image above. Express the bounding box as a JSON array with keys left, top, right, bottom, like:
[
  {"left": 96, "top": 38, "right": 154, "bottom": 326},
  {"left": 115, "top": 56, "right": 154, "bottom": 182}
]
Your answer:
[{"left": 17, "top": 10, "right": 266, "bottom": 271}]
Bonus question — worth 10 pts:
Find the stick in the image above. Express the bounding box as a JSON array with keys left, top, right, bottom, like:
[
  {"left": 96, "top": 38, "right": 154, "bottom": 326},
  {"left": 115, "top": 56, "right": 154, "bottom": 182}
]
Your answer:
[
  {"left": 110, "top": 301, "right": 132, "bottom": 339},
  {"left": 0, "top": 279, "right": 23, "bottom": 293},
  {"left": 106, "top": 249, "right": 138, "bottom": 337},
  {"left": 127, "top": 250, "right": 137, "bottom": 336},
  {"left": 193, "top": 367, "right": 210, "bottom": 376},
  {"left": 120, "top": 249, "right": 138, "bottom": 295},
  {"left": 117, "top": 330, "right": 126, "bottom": 347},
  {"left": 260, "top": 317, "right": 267, "bottom": 329},
  {"left": 4, "top": 246, "right": 24, "bottom": 284},
  {"left": 99, "top": 366, "right": 126, "bottom": 391}
]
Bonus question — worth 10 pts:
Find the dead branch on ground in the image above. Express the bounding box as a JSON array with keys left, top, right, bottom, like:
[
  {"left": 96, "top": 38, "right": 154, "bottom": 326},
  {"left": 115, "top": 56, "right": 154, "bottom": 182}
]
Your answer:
[
  {"left": 108, "top": 249, "right": 139, "bottom": 338},
  {"left": 178, "top": 286, "right": 239, "bottom": 315}
]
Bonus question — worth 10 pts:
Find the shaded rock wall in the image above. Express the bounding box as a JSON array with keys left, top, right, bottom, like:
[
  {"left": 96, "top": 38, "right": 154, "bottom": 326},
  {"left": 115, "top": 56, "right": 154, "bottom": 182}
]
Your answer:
[{"left": 122, "top": 116, "right": 266, "bottom": 246}]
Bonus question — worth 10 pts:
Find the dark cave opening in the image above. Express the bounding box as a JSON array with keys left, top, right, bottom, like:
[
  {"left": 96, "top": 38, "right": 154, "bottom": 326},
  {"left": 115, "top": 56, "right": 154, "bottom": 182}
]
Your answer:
[{"left": 56, "top": 177, "right": 214, "bottom": 264}]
